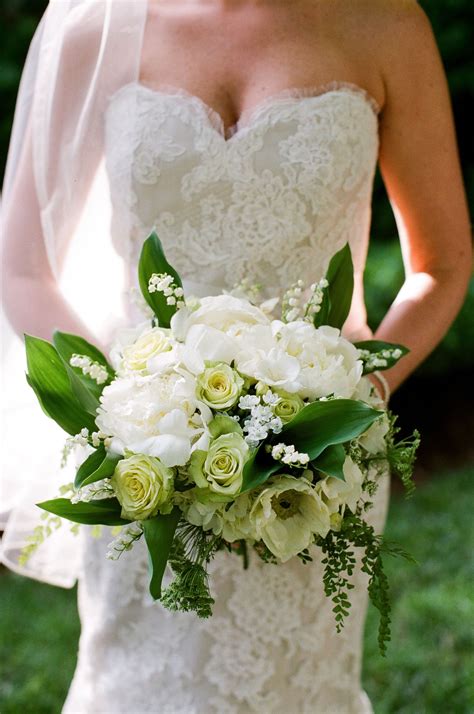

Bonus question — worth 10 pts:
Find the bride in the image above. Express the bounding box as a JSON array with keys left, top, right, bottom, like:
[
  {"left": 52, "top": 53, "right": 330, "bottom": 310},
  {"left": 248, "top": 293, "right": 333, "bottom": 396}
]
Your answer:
[{"left": 1, "top": 1, "right": 471, "bottom": 712}]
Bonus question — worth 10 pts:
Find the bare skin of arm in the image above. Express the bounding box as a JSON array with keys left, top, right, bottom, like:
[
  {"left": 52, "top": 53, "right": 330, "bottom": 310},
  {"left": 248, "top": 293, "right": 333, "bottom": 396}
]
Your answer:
[{"left": 368, "top": 1, "right": 472, "bottom": 395}]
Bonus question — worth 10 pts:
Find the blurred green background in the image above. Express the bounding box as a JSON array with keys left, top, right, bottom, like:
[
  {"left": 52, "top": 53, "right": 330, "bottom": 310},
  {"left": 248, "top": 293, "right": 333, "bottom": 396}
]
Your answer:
[{"left": 1, "top": 1, "right": 473, "bottom": 713}]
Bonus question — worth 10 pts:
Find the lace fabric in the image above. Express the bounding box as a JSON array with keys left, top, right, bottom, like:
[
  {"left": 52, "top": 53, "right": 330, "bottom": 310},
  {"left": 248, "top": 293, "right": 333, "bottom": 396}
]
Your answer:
[
  {"left": 105, "top": 81, "right": 379, "bottom": 340},
  {"left": 62, "top": 85, "right": 387, "bottom": 712}
]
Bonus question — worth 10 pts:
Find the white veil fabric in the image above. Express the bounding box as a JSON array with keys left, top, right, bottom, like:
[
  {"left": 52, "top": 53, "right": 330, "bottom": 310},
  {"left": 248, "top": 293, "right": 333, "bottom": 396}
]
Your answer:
[{"left": 0, "top": 0, "right": 149, "bottom": 587}]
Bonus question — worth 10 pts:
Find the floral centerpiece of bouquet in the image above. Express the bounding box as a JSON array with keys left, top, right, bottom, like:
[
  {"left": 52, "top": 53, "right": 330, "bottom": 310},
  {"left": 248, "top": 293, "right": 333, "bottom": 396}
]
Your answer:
[{"left": 22, "top": 232, "right": 419, "bottom": 653}]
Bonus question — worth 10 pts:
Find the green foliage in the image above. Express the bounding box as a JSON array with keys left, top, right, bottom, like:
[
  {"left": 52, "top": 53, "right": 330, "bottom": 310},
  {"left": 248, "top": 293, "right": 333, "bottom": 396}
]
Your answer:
[
  {"left": 317, "top": 515, "right": 416, "bottom": 656},
  {"left": 74, "top": 445, "right": 122, "bottom": 489},
  {"left": 281, "top": 399, "right": 382, "bottom": 460},
  {"left": 142, "top": 508, "right": 182, "bottom": 599},
  {"left": 311, "top": 443, "right": 346, "bottom": 480},
  {"left": 160, "top": 521, "right": 219, "bottom": 617},
  {"left": 52, "top": 331, "right": 114, "bottom": 413},
  {"left": 138, "top": 232, "right": 184, "bottom": 328},
  {"left": 315, "top": 242, "right": 354, "bottom": 329},
  {"left": 37, "top": 497, "right": 128, "bottom": 526},
  {"left": 25, "top": 334, "right": 97, "bottom": 435}
]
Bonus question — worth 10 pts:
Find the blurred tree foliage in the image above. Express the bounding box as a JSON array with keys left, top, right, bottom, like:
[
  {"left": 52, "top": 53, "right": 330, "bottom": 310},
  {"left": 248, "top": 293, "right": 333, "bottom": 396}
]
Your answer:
[{"left": 1, "top": 0, "right": 473, "bottom": 380}]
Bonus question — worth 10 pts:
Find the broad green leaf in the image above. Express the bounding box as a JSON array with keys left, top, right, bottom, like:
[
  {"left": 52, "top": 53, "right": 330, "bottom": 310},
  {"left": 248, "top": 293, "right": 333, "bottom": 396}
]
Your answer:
[
  {"left": 354, "top": 340, "right": 410, "bottom": 374},
  {"left": 312, "top": 444, "right": 346, "bottom": 480},
  {"left": 281, "top": 399, "right": 382, "bottom": 460},
  {"left": 53, "top": 331, "right": 114, "bottom": 414},
  {"left": 240, "top": 446, "right": 281, "bottom": 494},
  {"left": 138, "top": 231, "right": 184, "bottom": 328},
  {"left": 142, "top": 508, "right": 181, "bottom": 600},
  {"left": 315, "top": 243, "right": 354, "bottom": 330},
  {"left": 37, "top": 497, "right": 129, "bottom": 526},
  {"left": 74, "top": 445, "right": 123, "bottom": 489},
  {"left": 25, "top": 335, "right": 96, "bottom": 435}
]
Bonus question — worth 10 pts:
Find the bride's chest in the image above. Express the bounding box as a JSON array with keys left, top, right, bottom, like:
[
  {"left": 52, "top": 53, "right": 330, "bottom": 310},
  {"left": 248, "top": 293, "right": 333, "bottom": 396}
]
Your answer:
[{"left": 104, "top": 81, "right": 380, "bottom": 205}]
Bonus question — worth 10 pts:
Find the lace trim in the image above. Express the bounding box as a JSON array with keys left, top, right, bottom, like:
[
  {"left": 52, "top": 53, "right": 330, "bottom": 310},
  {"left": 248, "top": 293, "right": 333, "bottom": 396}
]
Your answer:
[{"left": 109, "top": 80, "right": 381, "bottom": 141}]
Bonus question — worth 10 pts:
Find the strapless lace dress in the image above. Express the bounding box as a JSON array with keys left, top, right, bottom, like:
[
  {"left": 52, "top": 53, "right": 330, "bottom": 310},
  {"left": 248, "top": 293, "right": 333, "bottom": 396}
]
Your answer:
[{"left": 62, "top": 81, "right": 390, "bottom": 714}]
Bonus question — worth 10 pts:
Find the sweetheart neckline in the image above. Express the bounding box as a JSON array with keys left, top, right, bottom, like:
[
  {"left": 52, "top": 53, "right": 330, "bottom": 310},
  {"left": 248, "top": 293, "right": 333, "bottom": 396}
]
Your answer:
[{"left": 108, "top": 79, "right": 381, "bottom": 143}]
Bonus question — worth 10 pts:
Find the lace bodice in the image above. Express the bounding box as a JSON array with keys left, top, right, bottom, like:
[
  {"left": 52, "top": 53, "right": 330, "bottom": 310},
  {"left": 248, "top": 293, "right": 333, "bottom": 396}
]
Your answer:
[{"left": 104, "top": 81, "right": 380, "bottom": 335}]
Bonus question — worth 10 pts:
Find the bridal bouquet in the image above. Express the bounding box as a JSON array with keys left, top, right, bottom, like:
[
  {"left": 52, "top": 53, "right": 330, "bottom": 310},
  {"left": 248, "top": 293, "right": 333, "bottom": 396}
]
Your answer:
[{"left": 22, "top": 232, "right": 419, "bottom": 653}]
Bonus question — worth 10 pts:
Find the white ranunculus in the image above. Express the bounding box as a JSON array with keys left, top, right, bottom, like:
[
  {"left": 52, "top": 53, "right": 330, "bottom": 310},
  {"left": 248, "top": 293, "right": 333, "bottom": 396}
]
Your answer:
[
  {"left": 316, "top": 456, "right": 365, "bottom": 514},
  {"left": 171, "top": 294, "right": 270, "bottom": 342},
  {"left": 96, "top": 372, "right": 200, "bottom": 466},
  {"left": 250, "top": 476, "right": 330, "bottom": 562}
]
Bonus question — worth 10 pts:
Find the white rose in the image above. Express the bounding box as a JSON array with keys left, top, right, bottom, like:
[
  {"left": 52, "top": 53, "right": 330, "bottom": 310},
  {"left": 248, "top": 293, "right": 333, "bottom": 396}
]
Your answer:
[{"left": 250, "top": 476, "right": 330, "bottom": 562}]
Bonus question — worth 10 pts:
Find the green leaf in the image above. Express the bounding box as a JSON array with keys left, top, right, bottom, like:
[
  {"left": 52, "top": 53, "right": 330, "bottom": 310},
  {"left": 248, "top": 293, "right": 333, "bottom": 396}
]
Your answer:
[
  {"left": 354, "top": 340, "right": 410, "bottom": 374},
  {"left": 315, "top": 243, "right": 354, "bottom": 329},
  {"left": 240, "top": 446, "right": 281, "bottom": 494},
  {"left": 25, "top": 335, "right": 96, "bottom": 435},
  {"left": 142, "top": 508, "right": 182, "bottom": 600},
  {"left": 74, "top": 445, "right": 123, "bottom": 489},
  {"left": 138, "top": 231, "right": 184, "bottom": 328},
  {"left": 37, "top": 497, "right": 129, "bottom": 526},
  {"left": 281, "top": 399, "right": 382, "bottom": 460},
  {"left": 53, "top": 331, "right": 114, "bottom": 414},
  {"left": 312, "top": 444, "right": 346, "bottom": 480}
]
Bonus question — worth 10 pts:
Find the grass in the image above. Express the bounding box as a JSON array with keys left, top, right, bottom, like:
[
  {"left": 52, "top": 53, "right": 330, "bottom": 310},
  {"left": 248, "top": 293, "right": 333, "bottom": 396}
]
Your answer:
[{"left": 1, "top": 466, "right": 473, "bottom": 713}]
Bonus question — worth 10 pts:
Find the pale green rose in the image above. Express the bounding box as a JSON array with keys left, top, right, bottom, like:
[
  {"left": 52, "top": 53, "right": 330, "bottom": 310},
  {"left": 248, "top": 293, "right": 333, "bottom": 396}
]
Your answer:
[
  {"left": 184, "top": 491, "right": 255, "bottom": 542},
  {"left": 122, "top": 327, "right": 171, "bottom": 372},
  {"left": 189, "top": 432, "right": 249, "bottom": 498},
  {"left": 250, "top": 476, "right": 330, "bottom": 562},
  {"left": 196, "top": 362, "right": 244, "bottom": 410},
  {"left": 273, "top": 390, "right": 305, "bottom": 424},
  {"left": 111, "top": 453, "right": 174, "bottom": 521}
]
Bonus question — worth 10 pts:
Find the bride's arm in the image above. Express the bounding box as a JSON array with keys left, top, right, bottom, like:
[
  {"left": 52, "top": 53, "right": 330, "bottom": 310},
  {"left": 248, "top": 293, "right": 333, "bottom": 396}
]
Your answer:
[
  {"left": 1, "top": 120, "right": 101, "bottom": 349},
  {"left": 372, "top": 1, "right": 472, "bottom": 393}
]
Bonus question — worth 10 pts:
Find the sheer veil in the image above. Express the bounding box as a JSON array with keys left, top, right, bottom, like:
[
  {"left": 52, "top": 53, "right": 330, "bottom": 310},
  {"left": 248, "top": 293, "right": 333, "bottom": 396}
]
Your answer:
[{"left": 0, "top": 0, "right": 148, "bottom": 586}]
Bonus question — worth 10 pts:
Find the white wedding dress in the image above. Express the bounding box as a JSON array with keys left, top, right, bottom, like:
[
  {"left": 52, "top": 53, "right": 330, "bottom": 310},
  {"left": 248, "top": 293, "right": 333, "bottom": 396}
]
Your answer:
[{"left": 62, "top": 80, "right": 391, "bottom": 714}]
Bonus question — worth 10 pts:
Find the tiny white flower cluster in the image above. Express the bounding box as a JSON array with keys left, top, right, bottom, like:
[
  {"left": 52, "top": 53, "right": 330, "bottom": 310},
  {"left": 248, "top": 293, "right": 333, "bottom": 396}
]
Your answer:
[
  {"left": 281, "top": 279, "right": 305, "bottom": 322},
  {"left": 270, "top": 443, "right": 310, "bottom": 467},
  {"left": 65, "top": 428, "right": 112, "bottom": 452},
  {"left": 70, "top": 354, "right": 108, "bottom": 385},
  {"left": 239, "top": 392, "right": 283, "bottom": 448},
  {"left": 71, "top": 478, "right": 114, "bottom": 504},
  {"left": 359, "top": 347, "right": 403, "bottom": 371},
  {"left": 304, "top": 278, "right": 329, "bottom": 319},
  {"left": 148, "top": 272, "right": 185, "bottom": 308},
  {"left": 106, "top": 522, "right": 143, "bottom": 560}
]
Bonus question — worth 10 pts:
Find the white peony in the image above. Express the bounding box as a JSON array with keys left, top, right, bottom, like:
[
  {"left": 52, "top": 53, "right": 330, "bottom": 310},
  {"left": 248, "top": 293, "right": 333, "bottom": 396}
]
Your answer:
[
  {"left": 273, "top": 321, "right": 363, "bottom": 399},
  {"left": 180, "top": 324, "right": 239, "bottom": 374},
  {"left": 95, "top": 372, "right": 206, "bottom": 467}
]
